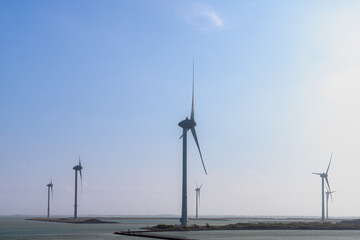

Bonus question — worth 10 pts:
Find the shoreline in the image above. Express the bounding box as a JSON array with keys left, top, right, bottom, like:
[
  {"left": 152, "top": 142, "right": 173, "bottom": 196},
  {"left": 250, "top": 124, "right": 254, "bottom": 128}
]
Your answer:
[
  {"left": 144, "top": 220, "right": 360, "bottom": 231},
  {"left": 26, "top": 217, "right": 117, "bottom": 224},
  {"left": 114, "top": 221, "right": 360, "bottom": 240}
]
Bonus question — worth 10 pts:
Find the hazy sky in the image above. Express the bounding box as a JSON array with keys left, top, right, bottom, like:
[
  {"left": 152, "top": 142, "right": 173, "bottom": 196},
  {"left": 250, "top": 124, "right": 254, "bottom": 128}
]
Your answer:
[{"left": 2, "top": 0, "right": 360, "bottom": 217}]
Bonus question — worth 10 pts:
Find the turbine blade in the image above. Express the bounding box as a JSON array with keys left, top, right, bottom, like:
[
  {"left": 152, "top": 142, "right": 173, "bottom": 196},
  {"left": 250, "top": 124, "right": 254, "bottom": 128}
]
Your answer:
[
  {"left": 326, "top": 152, "right": 333, "bottom": 174},
  {"left": 79, "top": 169, "right": 83, "bottom": 193},
  {"left": 312, "top": 173, "right": 322, "bottom": 175},
  {"left": 325, "top": 176, "right": 331, "bottom": 194},
  {"left": 191, "top": 127, "right": 207, "bottom": 175},
  {"left": 330, "top": 191, "right": 333, "bottom": 202},
  {"left": 78, "top": 153, "right": 83, "bottom": 193},
  {"left": 200, "top": 183, "right": 203, "bottom": 189},
  {"left": 78, "top": 150, "right": 81, "bottom": 165},
  {"left": 195, "top": 180, "right": 198, "bottom": 188},
  {"left": 190, "top": 59, "right": 194, "bottom": 121},
  {"left": 179, "top": 129, "right": 190, "bottom": 139}
]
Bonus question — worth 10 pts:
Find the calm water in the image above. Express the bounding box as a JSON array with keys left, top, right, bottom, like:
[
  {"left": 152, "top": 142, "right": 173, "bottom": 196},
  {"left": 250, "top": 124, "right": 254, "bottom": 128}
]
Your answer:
[{"left": 2, "top": 216, "right": 360, "bottom": 239}]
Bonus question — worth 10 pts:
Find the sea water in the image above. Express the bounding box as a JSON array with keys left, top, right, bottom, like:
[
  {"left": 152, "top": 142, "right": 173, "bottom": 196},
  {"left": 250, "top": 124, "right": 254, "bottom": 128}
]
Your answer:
[
  {"left": 0, "top": 217, "right": 136, "bottom": 240},
  {"left": 2, "top": 216, "right": 360, "bottom": 240}
]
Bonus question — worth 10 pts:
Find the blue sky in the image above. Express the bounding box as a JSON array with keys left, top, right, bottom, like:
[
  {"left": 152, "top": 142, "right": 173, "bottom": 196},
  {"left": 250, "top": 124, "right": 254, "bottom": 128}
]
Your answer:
[{"left": 2, "top": 0, "right": 360, "bottom": 217}]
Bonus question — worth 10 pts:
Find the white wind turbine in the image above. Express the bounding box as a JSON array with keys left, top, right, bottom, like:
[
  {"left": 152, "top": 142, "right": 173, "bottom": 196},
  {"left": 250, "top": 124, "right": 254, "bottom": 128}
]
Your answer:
[
  {"left": 312, "top": 153, "right": 333, "bottom": 221},
  {"left": 73, "top": 155, "right": 83, "bottom": 219},
  {"left": 178, "top": 60, "right": 207, "bottom": 226},
  {"left": 326, "top": 190, "right": 336, "bottom": 220},
  {"left": 195, "top": 182, "right": 203, "bottom": 219},
  {"left": 46, "top": 180, "right": 53, "bottom": 218}
]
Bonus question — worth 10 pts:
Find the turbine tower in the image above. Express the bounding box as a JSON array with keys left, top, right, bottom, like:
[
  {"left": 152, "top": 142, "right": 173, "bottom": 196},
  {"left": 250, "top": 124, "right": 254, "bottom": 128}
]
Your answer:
[
  {"left": 195, "top": 182, "right": 203, "bottom": 219},
  {"left": 326, "top": 190, "right": 336, "bottom": 220},
  {"left": 178, "top": 60, "right": 207, "bottom": 226},
  {"left": 73, "top": 156, "right": 83, "bottom": 219},
  {"left": 312, "top": 152, "right": 333, "bottom": 221},
  {"left": 46, "top": 180, "right": 53, "bottom": 218}
]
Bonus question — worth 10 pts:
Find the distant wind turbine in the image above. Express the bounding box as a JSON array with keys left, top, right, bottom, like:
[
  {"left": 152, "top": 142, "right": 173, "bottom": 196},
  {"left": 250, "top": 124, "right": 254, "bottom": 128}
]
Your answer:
[
  {"left": 178, "top": 60, "right": 208, "bottom": 226},
  {"left": 46, "top": 180, "right": 53, "bottom": 218},
  {"left": 326, "top": 190, "right": 336, "bottom": 220},
  {"left": 195, "top": 182, "right": 203, "bottom": 219},
  {"left": 73, "top": 155, "right": 83, "bottom": 219},
  {"left": 312, "top": 152, "right": 333, "bottom": 221}
]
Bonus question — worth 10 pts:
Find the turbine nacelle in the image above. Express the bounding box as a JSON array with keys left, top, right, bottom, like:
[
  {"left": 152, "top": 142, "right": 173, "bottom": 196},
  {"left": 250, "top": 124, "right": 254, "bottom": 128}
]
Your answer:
[
  {"left": 195, "top": 182, "right": 203, "bottom": 192},
  {"left": 73, "top": 158, "right": 83, "bottom": 171},
  {"left": 312, "top": 172, "right": 327, "bottom": 178},
  {"left": 73, "top": 165, "right": 83, "bottom": 171},
  {"left": 178, "top": 117, "right": 197, "bottom": 129}
]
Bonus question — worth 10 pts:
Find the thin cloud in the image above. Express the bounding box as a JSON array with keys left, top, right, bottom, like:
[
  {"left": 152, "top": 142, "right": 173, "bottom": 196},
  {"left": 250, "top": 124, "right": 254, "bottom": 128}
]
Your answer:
[
  {"left": 182, "top": 3, "right": 224, "bottom": 30},
  {"left": 205, "top": 9, "right": 223, "bottom": 27}
]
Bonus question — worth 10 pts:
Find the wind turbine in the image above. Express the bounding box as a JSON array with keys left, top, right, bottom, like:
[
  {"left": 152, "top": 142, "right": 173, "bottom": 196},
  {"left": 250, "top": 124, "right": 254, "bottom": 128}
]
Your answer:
[
  {"left": 178, "top": 60, "right": 207, "bottom": 226},
  {"left": 46, "top": 180, "right": 53, "bottom": 218},
  {"left": 195, "top": 182, "right": 203, "bottom": 219},
  {"left": 326, "top": 190, "right": 336, "bottom": 220},
  {"left": 73, "top": 155, "right": 83, "bottom": 219},
  {"left": 312, "top": 152, "right": 333, "bottom": 221}
]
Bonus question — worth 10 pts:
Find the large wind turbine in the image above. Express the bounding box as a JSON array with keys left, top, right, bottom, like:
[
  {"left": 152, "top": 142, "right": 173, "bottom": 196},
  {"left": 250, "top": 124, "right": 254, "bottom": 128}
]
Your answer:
[
  {"left": 312, "top": 153, "right": 333, "bottom": 221},
  {"left": 73, "top": 156, "right": 83, "bottom": 219},
  {"left": 326, "top": 190, "right": 336, "bottom": 220},
  {"left": 178, "top": 61, "right": 207, "bottom": 226},
  {"left": 46, "top": 180, "right": 53, "bottom": 218},
  {"left": 195, "top": 182, "right": 203, "bottom": 219}
]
